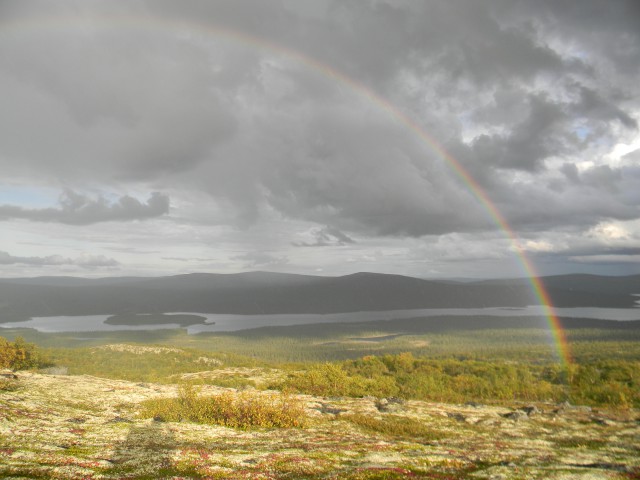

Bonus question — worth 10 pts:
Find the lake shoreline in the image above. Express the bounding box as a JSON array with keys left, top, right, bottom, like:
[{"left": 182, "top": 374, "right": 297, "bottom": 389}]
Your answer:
[{"left": 1, "top": 305, "right": 639, "bottom": 334}]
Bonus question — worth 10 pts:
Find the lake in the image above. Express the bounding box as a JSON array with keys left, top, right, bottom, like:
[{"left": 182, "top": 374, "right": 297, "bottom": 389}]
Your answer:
[{"left": 1, "top": 305, "right": 639, "bottom": 334}]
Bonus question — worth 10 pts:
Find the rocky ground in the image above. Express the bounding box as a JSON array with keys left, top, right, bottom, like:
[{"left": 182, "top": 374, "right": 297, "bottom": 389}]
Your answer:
[{"left": 1, "top": 370, "right": 639, "bottom": 479}]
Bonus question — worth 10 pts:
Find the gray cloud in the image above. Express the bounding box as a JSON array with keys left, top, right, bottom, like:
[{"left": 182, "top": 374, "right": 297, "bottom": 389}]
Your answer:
[
  {"left": 1, "top": 0, "right": 638, "bottom": 238},
  {"left": 0, "top": 9, "right": 237, "bottom": 182},
  {"left": 0, "top": 250, "right": 118, "bottom": 268},
  {"left": 0, "top": 0, "right": 638, "bottom": 277},
  {"left": 0, "top": 190, "right": 169, "bottom": 225},
  {"left": 292, "top": 226, "right": 355, "bottom": 247}
]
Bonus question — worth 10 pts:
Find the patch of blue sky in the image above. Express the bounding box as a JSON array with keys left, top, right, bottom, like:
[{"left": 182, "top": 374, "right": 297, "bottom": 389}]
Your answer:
[
  {"left": 0, "top": 185, "right": 58, "bottom": 208},
  {"left": 574, "top": 125, "right": 591, "bottom": 141}
]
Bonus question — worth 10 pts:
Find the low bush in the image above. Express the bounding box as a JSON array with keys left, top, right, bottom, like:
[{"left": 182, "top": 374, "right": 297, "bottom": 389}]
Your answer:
[
  {"left": 0, "top": 377, "right": 19, "bottom": 392},
  {"left": 282, "top": 353, "right": 640, "bottom": 407},
  {"left": 0, "top": 336, "right": 48, "bottom": 370},
  {"left": 140, "top": 385, "right": 307, "bottom": 429}
]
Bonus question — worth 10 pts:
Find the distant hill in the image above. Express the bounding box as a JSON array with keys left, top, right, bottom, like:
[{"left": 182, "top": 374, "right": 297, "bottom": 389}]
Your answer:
[
  {"left": 0, "top": 272, "right": 637, "bottom": 319},
  {"left": 473, "top": 274, "right": 640, "bottom": 308}
]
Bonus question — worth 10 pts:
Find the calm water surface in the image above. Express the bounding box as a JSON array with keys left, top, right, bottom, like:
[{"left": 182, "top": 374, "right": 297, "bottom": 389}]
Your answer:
[{"left": 1, "top": 305, "right": 639, "bottom": 334}]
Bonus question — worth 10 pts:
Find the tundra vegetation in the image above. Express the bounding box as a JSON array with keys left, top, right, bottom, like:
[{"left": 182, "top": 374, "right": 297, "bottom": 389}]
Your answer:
[{"left": 1, "top": 316, "right": 639, "bottom": 478}]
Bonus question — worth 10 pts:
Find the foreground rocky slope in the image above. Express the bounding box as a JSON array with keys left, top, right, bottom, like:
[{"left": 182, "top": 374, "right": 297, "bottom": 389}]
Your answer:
[{"left": 1, "top": 371, "right": 639, "bottom": 479}]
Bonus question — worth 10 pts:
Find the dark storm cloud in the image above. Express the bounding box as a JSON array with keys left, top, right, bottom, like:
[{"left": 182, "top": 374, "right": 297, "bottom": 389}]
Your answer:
[
  {"left": 163, "top": 0, "right": 639, "bottom": 236},
  {"left": 468, "top": 94, "right": 567, "bottom": 172},
  {"left": 516, "top": 0, "right": 640, "bottom": 74},
  {"left": 0, "top": 191, "right": 169, "bottom": 225},
  {"left": 0, "top": 8, "right": 238, "bottom": 182},
  {"left": 0, "top": 0, "right": 638, "bottom": 245},
  {"left": 495, "top": 176, "right": 639, "bottom": 232}
]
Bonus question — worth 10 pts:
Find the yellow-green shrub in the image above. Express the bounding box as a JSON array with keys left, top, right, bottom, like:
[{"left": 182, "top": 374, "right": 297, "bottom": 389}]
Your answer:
[
  {"left": 140, "top": 385, "right": 306, "bottom": 428},
  {"left": 284, "top": 363, "right": 367, "bottom": 397},
  {"left": 0, "top": 336, "right": 46, "bottom": 370}
]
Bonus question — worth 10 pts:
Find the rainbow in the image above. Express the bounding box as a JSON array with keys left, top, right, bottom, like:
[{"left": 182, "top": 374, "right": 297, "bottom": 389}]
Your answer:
[{"left": 0, "top": 13, "right": 572, "bottom": 367}]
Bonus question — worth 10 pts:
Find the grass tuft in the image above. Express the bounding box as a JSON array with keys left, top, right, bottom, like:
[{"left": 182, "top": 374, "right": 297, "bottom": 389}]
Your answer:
[{"left": 343, "top": 413, "right": 443, "bottom": 441}]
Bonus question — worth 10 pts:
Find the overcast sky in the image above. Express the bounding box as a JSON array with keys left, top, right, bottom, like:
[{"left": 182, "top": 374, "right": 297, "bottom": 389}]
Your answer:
[{"left": 0, "top": 0, "right": 639, "bottom": 279}]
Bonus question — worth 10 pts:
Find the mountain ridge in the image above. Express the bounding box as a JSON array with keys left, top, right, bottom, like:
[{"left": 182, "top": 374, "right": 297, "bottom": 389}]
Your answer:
[{"left": 0, "top": 271, "right": 636, "bottom": 319}]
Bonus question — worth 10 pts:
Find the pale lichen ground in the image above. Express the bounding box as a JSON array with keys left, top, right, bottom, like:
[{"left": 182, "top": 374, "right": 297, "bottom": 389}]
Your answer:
[{"left": 1, "top": 371, "right": 639, "bottom": 479}]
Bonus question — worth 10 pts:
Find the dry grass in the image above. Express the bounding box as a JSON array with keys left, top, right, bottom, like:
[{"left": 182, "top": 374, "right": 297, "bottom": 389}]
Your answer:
[{"left": 342, "top": 413, "right": 443, "bottom": 441}]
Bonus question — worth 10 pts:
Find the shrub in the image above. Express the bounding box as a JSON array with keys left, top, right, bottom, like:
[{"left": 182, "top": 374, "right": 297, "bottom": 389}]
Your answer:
[
  {"left": 140, "top": 385, "right": 307, "bottom": 429},
  {"left": 0, "top": 336, "right": 47, "bottom": 370},
  {"left": 0, "top": 378, "right": 19, "bottom": 392},
  {"left": 284, "top": 363, "right": 367, "bottom": 397}
]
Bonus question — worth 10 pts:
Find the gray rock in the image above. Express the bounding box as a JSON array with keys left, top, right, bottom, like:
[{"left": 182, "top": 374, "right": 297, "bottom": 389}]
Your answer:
[
  {"left": 447, "top": 412, "right": 467, "bottom": 422},
  {"left": 66, "top": 417, "right": 86, "bottom": 424},
  {"left": 109, "top": 416, "right": 133, "bottom": 423},
  {"left": 0, "top": 370, "right": 18, "bottom": 379},
  {"left": 376, "top": 397, "right": 404, "bottom": 412},
  {"left": 317, "top": 403, "right": 346, "bottom": 415},
  {"left": 518, "top": 405, "right": 540, "bottom": 416},
  {"left": 501, "top": 410, "right": 528, "bottom": 421}
]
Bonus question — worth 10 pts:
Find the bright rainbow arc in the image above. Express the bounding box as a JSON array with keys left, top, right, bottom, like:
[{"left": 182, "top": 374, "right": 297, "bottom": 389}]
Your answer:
[{"left": 0, "top": 14, "right": 572, "bottom": 367}]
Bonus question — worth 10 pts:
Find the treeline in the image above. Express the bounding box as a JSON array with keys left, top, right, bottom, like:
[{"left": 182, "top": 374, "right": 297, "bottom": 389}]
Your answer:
[{"left": 280, "top": 352, "right": 639, "bottom": 408}]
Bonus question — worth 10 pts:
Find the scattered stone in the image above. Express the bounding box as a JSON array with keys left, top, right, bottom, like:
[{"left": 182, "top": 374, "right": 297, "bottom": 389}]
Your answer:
[
  {"left": 108, "top": 416, "right": 133, "bottom": 423},
  {"left": 375, "top": 397, "right": 405, "bottom": 412},
  {"left": 0, "top": 370, "right": 18, "bottom": 379},
  {"left": 465, "top": 401, "right": 484, "bottom": 408},
  {"left": 567, "top": 462, "right": 631, "bottom": 472},
  {"left": 2, "top": 371, "right": 639, "bottom": 480},
  {"left": 558, "top": 400, "right": 572, "bottom": 408},
  {"left": 575, "top": 405, "right": 593, "bottom": 412},
  {"left": 447, "top": 412, "right": 467, "bottom": 422},
  {"left": 317, "top": 403, "right": 346, "bottom": 415},
  {"left": 67, "top": 417, "right": 86, "bottom": 424},
  {"left": 5, "top": 396, "right": 26, "bottom": 402},
  {"left": 592, "top": 417, "right": 615, "bottom": 426},
  {"left": 501, "top": 410, "right": 529, "bottom": 421},
  {"left": 558, "top": 401, "right": 592, "bottom": 412},
  {"left": 518, "top": 405, "right": 540, "bottom": 416}
]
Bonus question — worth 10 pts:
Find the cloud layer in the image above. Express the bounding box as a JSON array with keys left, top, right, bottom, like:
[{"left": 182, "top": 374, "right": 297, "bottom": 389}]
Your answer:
[
  {"left": 0, "top": 191, "right": 169, "bottom": 225},
  {"left": 0, "top": 251, "right": 118, "bottom": 268},
  {"left": 0, "top": 0, "right": 638, "bottom": 277}
]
